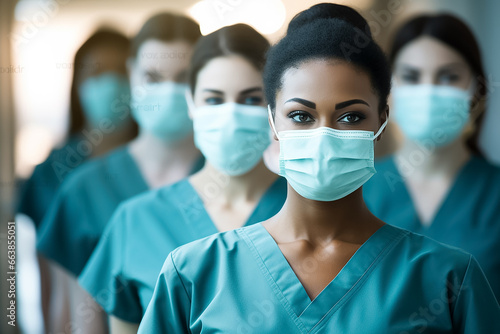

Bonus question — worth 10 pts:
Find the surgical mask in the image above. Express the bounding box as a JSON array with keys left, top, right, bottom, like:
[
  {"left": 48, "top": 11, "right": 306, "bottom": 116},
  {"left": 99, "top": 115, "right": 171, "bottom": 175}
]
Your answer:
[
  {"left": 78, "top": 73, "right": 131, "bottom": 128},
  {"left": 131, "top": 82, "right": 192, "bottom": 142},
  {"left": 193, "top": 103, "right": 271, "bottom": 176},
  {"left": 393, "top": 84, "right": 471, "bottom": 147},
  {"left": 268, "top": 106, "right": 387, "bottom": 202}
]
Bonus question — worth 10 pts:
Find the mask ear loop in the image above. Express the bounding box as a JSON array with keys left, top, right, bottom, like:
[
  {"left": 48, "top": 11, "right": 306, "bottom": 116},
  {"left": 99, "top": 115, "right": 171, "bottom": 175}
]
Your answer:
[
  {"left": 267, "top": 105, "right": 280, "bottom": 139},
  {"left": 374, "top": 118, "right": 389, "bottom": 139}
]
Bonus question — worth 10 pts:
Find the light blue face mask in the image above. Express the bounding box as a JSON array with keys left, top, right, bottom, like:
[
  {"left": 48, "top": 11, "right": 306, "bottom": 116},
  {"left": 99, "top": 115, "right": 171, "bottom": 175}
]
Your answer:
[
  {"left": 268, "top": 105, "right": 387, "bottom": 202},
  {"left": 393, "top": 84, "right": 471, "bottom": 147},
  {"left": 131, "top": 82, "right": 192, "bottom": 142},
  {"left": 78, "top": 73, "right": 131, "bottom": 128},
  {"left": 193, "top": 103, "right": 271, "bottom": 176}
]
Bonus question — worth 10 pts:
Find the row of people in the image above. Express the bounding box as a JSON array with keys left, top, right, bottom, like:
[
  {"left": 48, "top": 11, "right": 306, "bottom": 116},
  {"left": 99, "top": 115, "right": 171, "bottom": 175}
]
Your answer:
[{"left": 19, "top": 3, "right": 500, "bottom": 333}]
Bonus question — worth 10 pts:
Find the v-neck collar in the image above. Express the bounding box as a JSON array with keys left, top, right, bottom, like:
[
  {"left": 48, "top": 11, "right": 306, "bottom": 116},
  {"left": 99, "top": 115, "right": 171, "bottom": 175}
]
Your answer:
[
  {"left": 173, "top": 177, "right": 286, "bottom": 237},
  {"left": 385, "top": 155, "right": 477, "bottom": 232},
  {"left": 240, "top": 223, "right": 408, "bottom": 333}
]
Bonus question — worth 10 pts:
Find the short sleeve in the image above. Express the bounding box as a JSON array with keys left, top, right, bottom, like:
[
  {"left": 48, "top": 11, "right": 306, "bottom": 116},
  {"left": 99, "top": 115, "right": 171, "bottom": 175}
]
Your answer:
[
  {"left": 452, "top": 255, "right": 500, "bottom": 332},
  {"left": 36, "top": 180, "right": 83, "bottom": 275},
  {"left": 138, "top": 252, "right": 191, "bottom": 333},
  {"left": 79, "top": 205, "right": 143, "bottom": 323}
]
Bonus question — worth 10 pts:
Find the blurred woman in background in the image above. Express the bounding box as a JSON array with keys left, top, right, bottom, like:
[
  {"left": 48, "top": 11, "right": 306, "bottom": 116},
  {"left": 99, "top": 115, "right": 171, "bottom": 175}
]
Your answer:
[
  {"left": 363, "top": 14, "right": 500, "bottom": 300},
  {"left": 18, "top": 28, "right": 134, "bottom": 231},
  {"left": 138, "top": 4, "right": 499, "bottom": 332},
  {"left": 79, "top": 23, "right": 286, "bottom": 334},
  {"left": 35, "top": 13, "right": 203, "bottom": 333},
  {"left": 16, "top": 28, "right": 133, "bottom": 333}
]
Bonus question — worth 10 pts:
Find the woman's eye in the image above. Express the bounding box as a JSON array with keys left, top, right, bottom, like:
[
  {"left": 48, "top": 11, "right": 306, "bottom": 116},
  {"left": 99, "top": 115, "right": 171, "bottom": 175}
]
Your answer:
[
  {"left": 289, "top": 111, "right": 314, "bottom": 124},
  {"left": 241, "top": 96, "right": 263, "bottom": 105},
  {"left": 438, "top": 73, "right": 460, "bottom": 84},
  {"left": 205, "top": 97, "right": 224, "bottom": 105},
  {"left": 400, "top": 73, "right": 419, "bottom": 84},
  {"left": 339, "top": 113, "right": 363, "bottom": 124}
]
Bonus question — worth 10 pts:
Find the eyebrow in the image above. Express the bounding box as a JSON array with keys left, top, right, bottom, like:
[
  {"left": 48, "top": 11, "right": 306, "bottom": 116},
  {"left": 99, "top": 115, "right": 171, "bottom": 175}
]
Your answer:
[
  {"left": 285, "top": 98, "right": 316, "bottom": 109},
  {"left": 438, "top": 62, "right": 466, "bottom": 70},
  {"left": 202, "top": 87, "right": 263, "bottom": 95},
  {"left": 284, "top": 98, "right": 369, "bottom": 110},
  {"left": 240, "top": 87, "right": 262, "bottom": 95},
  {"left": 335, "top": 99, "right": 370, "bottom": 110},
  {"left": 145, "top": 70, "right": 163, "bottom": 81},
  {"left": 398, "top": 62, "right": 466, "bottom": 72},
  {"left": 203, "top": 89, "right": 224, "bottom": 94}
]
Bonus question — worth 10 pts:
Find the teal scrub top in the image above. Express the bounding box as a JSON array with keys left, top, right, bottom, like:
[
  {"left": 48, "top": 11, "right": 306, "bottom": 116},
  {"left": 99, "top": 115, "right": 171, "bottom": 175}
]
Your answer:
[
  {"left": 79, "top": 177, "right": 287, "bottom": 323},
  {"left": 363, "top": 155, "right": 500, "bottom": 301},
  {"left": 17, "top": 136, "right": 90, "bottom": 228},
  {"left": 36, "top": 145, "right": 203, "bottom": 276},
  {"left": 138, "top": 223, "right": 500, "bottom": 333}
]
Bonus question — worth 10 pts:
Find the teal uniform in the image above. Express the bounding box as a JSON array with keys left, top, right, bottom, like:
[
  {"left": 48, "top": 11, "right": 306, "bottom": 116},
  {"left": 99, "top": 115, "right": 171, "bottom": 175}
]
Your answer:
[
  {"left": 36, "top": 145, "right": 203, "bottom": 276},
  {"left": 139, "top": 223, "right": 500, "bottom": 333},
  {"left": 79, "top": 177, "right": 287, "bottom": 323},
  {"left": 17, "top": 136, "right": 90, "bottom": 228},
  {"left": 363, "top": 155, "right": 500, "bottom": 300}
]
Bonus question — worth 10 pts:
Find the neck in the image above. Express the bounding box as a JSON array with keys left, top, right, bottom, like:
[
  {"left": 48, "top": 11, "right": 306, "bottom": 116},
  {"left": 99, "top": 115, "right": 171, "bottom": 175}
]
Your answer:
[
  {"left": 190, "top": 160, "right": 278, "bottom": 205},
  {"left": 87, "top": 120, "right": 136, "bottom": 158},
  {"left": 130, "top": 130, "right": 198, "bottom": 164},
  {"left": 267, "top": 187, "right": 383, "bottom": 245},
  {"left": 397, "top": 138, "right": 471, "bottom": 178}
]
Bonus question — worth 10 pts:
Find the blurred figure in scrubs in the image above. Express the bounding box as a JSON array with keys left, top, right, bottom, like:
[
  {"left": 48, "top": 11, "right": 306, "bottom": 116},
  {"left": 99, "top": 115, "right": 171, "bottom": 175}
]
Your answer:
[
  {"left": 36, "top": 13, "right": 202, "bottom": 334},
  {"left": 139, "top": 4, "right": 500, "bottom": 333},
  {"left": 363, "top": 14, "right": 500, "bottom": 300},
  {"left": 79, "top": 24, "right": 286, "bottom": 334},
  {"left": 16, "top": 28, "right": 133, "bottom": 333}
]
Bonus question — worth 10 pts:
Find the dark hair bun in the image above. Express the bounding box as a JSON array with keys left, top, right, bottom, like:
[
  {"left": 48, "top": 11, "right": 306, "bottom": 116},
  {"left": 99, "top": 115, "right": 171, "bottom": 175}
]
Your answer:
[{"left": 287, "top": 3, "right": 372, "bottom": 39}]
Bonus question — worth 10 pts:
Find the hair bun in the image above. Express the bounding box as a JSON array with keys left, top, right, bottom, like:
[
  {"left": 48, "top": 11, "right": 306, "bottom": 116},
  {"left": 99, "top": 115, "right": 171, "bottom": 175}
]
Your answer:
[{"left": 287, "top": 3, "right": 372, "bottom": 38}]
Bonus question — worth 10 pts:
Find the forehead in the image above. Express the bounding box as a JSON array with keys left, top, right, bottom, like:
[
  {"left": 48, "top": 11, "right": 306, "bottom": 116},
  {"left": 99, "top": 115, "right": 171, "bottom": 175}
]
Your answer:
[
  {"left": 135, "top": 39, "right": 192, "bottom": 71},
  {"left": 196, "top": 55, "right": 263, "bottom": 91},
  {"left": 277, "top": 59, "right": 378, "bottom": 106},
  {"left": 394, "top": 36, "right": 469, "bottom": 71}
]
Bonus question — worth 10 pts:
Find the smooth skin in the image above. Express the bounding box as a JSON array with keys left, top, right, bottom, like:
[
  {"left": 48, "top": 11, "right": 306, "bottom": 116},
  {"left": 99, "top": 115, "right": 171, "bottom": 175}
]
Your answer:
[
  {"left": 393, "top": 36, "right": 476, "bottom": 225},
  {"left": 263, "top": 59, "right": 388, "bottom": 300},
  {"left": 189, "top": 55, "right": 278, "bottom": 232}
]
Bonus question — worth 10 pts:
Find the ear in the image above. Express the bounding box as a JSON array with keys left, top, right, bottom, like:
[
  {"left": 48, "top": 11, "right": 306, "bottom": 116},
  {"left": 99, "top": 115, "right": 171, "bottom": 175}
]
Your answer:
[
  {"left": 377, "top": 105, "right": 390, "bottom": 141},
  {"left": 268, "top": 117, "right": 279, "bottom": 141},
  {"left": 267, "top": 105, "right": 279, "bottom": 141},
  {"left": 185, "top": 89, "right": 195, "bottom": 120}
]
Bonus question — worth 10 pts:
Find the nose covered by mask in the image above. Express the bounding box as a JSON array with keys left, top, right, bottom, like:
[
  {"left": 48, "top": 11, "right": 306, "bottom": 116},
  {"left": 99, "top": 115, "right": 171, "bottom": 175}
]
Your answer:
[
  {"left": 392, "top": 84, "right": 471, "bottom": 147},
  {"left": 131, "top": 82, "right": 193, "bottom": 142},
  {"left": 192, "top": 103, "right": 271, "bottom": 176},
  {"left": 268, "top": 106, "right": 387, "bottom": 202},
  {"left": 78, "top": 73, "right": 131, "bottom": 128}
]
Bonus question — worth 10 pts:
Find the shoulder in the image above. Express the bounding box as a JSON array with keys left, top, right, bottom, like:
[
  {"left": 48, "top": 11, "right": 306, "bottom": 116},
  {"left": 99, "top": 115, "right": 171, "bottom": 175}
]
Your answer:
[
  {"left": 169, "top": 228, "right": 245, "bottom": 275},
  {"left": 59, "top": 146, "right": 129, "bottom": 189},
  {"left": 471, "top": 155, "right": 500, "bottom": 180},
  {"left": 116, "top": 178, "right": 193, "bottom": 216},
  {"left": 107, "top": 178, "right": 194, "bottom": 234},
  {"left": 395, "top": 226, "right": 473, "bottom": 274}
]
